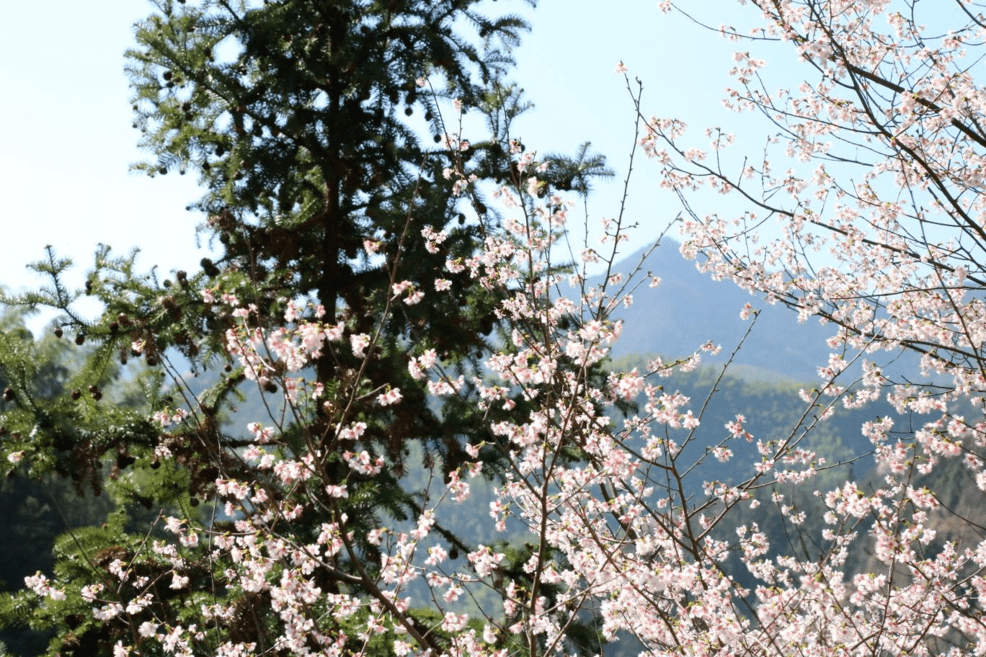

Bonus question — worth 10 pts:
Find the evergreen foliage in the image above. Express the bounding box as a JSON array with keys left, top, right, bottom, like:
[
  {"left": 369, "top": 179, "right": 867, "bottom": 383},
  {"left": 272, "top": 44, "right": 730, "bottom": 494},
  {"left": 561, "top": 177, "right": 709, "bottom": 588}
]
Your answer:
[
  {"left": 0, "top": 1, "right": 611, "bottom": 654},
  {"left": 0, "top": 310, "right": 121, "bottom": 655}
]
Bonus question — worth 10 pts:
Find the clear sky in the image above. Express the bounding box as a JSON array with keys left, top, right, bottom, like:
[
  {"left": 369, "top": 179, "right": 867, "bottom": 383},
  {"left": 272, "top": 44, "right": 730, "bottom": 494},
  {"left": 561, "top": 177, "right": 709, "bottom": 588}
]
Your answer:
[{"left": 0, "top": 1, "right": 750, "bottom": 319}]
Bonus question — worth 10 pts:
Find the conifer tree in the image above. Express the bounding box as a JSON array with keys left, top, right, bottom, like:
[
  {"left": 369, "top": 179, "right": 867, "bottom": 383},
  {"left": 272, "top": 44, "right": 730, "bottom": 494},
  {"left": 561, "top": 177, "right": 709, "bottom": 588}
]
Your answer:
[
  {"left": 117, "top": 0, "right": 602, "bottom": 540},
  {"left": 115, "top": 0, "right": 608, "bottom": 526},
  {"left": 120, "top": 0, "right": 608, "bottom": 475},
  {"left": 0, "top": 0, "right": 609, "bottom": 653}
]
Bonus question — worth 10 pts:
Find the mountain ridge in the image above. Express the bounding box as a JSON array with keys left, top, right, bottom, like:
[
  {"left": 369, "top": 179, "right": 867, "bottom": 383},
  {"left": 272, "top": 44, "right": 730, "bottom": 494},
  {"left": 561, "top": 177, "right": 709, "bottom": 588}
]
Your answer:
[{"left": 589, "top": 238, "right": 914, "bottom": 383}]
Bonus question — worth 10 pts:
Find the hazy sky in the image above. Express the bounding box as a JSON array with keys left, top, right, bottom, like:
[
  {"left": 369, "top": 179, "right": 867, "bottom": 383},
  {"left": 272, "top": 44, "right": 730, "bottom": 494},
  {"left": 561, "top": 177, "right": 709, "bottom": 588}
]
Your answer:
[{"left": 0, "top": 1, "right": 750, "bottom": 314}]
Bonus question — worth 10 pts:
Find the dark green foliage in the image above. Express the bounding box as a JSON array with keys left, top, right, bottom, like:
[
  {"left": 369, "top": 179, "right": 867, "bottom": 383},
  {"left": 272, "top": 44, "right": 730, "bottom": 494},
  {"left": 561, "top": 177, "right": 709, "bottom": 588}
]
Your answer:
[
  {"left": 125, "top": 0, "right": 528, "bottom": 316},
  {"left": 0, "top": 310, "right": 121, "bottom": 655},
  {"left": 0, "top": 474, "right": 117, "bottom": 656}
]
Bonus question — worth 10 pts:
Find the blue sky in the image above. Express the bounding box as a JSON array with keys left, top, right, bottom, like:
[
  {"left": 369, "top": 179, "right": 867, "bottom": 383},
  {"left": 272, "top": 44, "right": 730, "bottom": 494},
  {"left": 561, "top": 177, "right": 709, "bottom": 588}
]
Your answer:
[{"left": 0, "top": 1, "right": 751, "bottom": 316}]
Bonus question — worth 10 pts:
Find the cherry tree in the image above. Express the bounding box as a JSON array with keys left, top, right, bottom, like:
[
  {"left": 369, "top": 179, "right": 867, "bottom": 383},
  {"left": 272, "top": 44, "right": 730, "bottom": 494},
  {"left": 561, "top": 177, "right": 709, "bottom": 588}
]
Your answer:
[{"left": 619, "top": 0, "right": 986, "bottom": 653}]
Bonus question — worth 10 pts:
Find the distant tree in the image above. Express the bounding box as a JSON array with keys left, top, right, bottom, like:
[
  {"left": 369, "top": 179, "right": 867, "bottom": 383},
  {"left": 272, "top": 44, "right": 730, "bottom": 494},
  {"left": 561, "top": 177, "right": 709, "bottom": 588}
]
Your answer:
[{"left": 0, "top": 310, "right": 117, "bottom": 656}]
